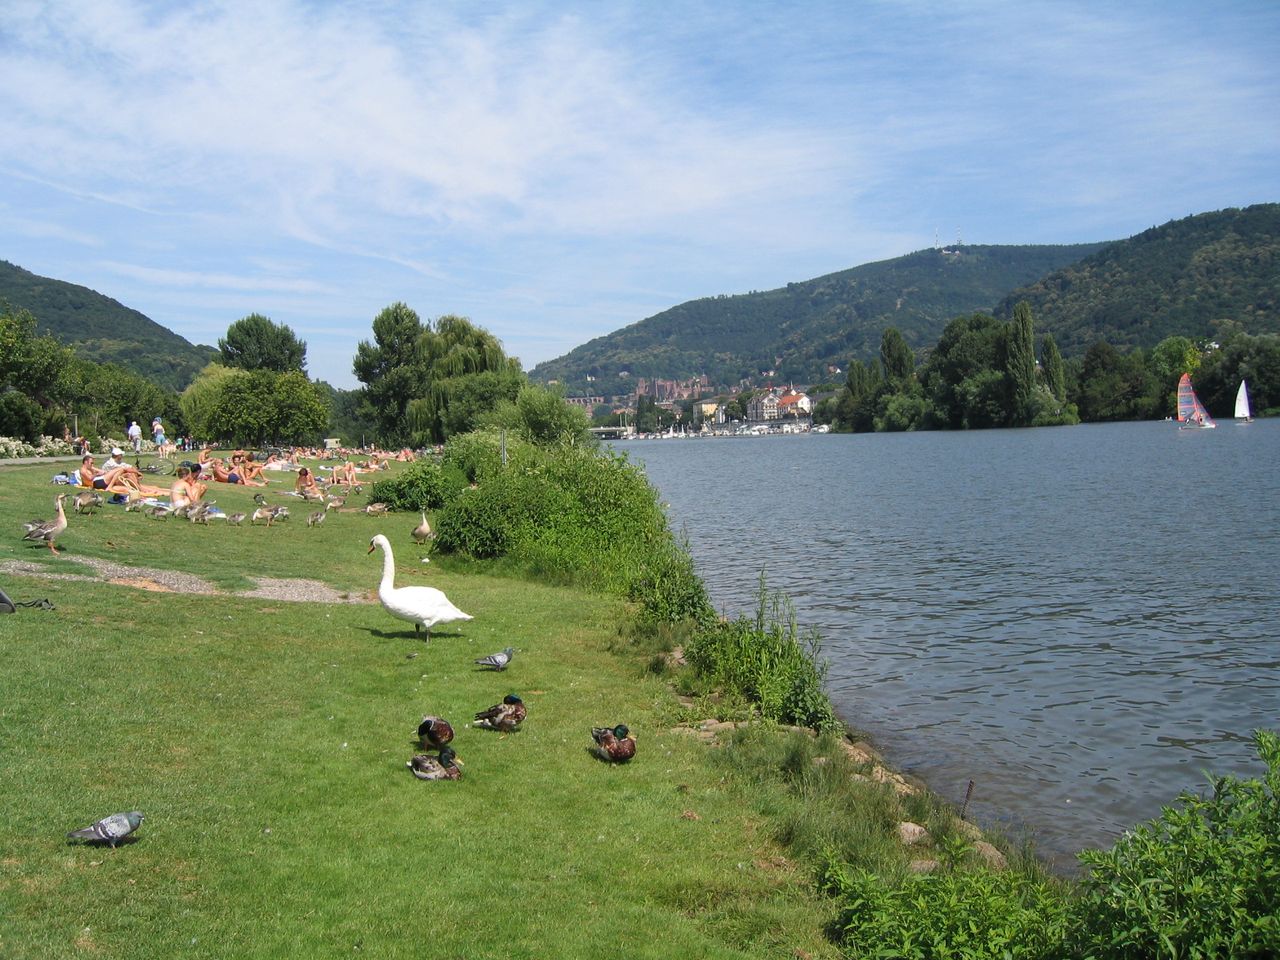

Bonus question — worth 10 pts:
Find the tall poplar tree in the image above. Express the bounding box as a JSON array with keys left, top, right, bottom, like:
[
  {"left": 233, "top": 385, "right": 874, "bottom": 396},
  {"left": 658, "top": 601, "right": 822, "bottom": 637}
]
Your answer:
[
  {"left": 1041, "top": 332, "right": 1066, "bottom": 402},
  {"left": 1006, "top": 301, "right": 1037, "bottom": 425}
]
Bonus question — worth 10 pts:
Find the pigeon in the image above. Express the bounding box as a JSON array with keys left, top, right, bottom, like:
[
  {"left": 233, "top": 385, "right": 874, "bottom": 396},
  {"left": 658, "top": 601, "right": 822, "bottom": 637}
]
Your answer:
[
  {"left": 592, "top": 725, "right": 637, "bottom": 762},
  {"left": 474, "top": 694, "right": 526, "bottom": 732},
  {"left": 67, "top": 811, "right": 144, "bottom": 847},
  {"left": 417, "top": 715, "right": 455, "bottom": 750},
  {"left": 407, "top": 747, "right": 462, "bottom": 781},
  {"left": 474, "top": 647, "right": 514, "bottom": 672}
]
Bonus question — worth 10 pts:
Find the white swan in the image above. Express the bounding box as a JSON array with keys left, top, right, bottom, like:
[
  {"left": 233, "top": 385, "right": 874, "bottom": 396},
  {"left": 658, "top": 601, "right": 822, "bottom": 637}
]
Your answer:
[{"left": 367, "top": 534, "right": 472, "bottom": 638}]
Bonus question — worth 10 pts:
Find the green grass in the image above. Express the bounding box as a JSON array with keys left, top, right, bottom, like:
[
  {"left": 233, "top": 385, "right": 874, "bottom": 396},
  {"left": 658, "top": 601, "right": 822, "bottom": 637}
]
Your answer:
[{"left": 0, "top": 461, "right": 838, "bottom": 959}]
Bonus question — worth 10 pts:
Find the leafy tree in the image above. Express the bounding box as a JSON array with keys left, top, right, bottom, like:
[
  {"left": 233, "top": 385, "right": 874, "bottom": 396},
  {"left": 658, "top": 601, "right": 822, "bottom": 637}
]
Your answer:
[
  {"left": 917, "top": 313, "right": 1007, "bottom": 429},
  {"left": 480, "top": 384, "right": 593, "bottom": 447},
  {"left": 1073, "top": 342, "right": 1157, "bottom": 422},
  {"left": 202, "top": 369, "right": 330, "bottom": 446},
  {"left": 1194, "top": 331, "right": 1280, "bottom": 417},
  {"left": 1006, "top": 301, "right": 1037, "bottom": 425},
  {"left": 0, "top": 306, "right": 73, "bottom": 410},
  {"left": 0, "top": 389, "right": 43, "bottom": 441},
  {"left": 218, "top": 313, "right": 307, "bottom": 373},
  {"left": 180, "top": 364, "right": 240, "bottom": 442},
  {"left": 353, "top": 303, "right": 427, "bottom": 446},
  {"left": 406, "top": 314, "right": 524, "bottom": 445}
]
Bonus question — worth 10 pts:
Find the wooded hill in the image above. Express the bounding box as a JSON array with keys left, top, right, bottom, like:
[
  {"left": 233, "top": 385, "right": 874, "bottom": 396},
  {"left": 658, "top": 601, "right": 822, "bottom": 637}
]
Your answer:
[
  {"left": 531, "top": 243, "right": 1105, "bottom": 395},
  {"left": 992, "top": 204, "right": 1279, "bottom": 354},
  {"left": 0, "top": 260, "right": 215, "bottom": 391}
]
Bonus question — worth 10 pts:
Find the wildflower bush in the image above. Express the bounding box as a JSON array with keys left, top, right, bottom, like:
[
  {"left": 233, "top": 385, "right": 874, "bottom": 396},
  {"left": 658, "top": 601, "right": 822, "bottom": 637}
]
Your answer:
[
  {"left": 683, "top": 578, "right": 838, "bottom": 731},
  {"left": 0, "top": 435, "right": 79, "bottom": 459}
]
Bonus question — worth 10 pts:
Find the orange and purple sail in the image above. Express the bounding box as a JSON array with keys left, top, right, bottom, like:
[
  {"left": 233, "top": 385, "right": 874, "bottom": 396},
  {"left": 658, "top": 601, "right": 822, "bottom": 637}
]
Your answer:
[{"left": 1176, "top": 373, "right": 1215, "bottom": 427}]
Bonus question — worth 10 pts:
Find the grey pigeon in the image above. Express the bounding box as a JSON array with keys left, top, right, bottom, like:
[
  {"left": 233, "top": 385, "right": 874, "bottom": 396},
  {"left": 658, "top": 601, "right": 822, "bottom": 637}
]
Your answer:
[
  {"left": 67, "top": 811, "right": 144, "bottom": 847},
  {"left": 474, "top": 647, "right": 514, "bottom": 671}
]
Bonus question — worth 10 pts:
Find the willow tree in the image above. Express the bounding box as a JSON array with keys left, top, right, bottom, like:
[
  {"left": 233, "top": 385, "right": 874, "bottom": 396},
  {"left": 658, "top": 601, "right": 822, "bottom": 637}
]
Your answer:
[{"left": 405, "top": 315, "right": 523, "bottom": 445}]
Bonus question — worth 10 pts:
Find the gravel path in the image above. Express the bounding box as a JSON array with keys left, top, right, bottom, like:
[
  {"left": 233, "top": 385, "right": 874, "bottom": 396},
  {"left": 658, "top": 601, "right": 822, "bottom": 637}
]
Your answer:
[{"left": 0, "top": 557, "right": 370, "bottom": 604}]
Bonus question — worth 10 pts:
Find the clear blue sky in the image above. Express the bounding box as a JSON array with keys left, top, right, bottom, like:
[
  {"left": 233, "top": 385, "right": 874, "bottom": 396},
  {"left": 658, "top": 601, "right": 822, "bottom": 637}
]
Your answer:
[{"left": 3, "top": 1, "right": 1277, "bottom": 388}]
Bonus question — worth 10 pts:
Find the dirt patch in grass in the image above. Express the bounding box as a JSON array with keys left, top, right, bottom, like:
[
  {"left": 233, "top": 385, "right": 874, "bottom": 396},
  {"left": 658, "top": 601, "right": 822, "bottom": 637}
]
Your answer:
[{"left": 0, "top": 558, "right": 370, "bottom": 605}]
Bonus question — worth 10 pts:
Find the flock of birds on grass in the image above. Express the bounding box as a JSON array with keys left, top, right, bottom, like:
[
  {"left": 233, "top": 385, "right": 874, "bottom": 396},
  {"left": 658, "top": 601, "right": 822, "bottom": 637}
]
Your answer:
[
  {"left": 18, "top": 483, "right": 404, "bottom": 553},
  {"left": 52, "top": 503, "right": 635, "bottom": 848}
]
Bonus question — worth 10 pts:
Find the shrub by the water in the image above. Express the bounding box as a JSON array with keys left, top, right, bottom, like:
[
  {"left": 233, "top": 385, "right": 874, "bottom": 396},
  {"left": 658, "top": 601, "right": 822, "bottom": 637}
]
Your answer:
[
  {"left": 1068, "top": 728, "right": 1280, "bottom": 958},
  {"left": 367, "top": 458, "right": 468, "bottom": 511},
  {"left": 824, "top": 864, "right": 1070, "bottom": 960},
  {"left": 684, "top": 579, "right": 838, "bottom": 731}
]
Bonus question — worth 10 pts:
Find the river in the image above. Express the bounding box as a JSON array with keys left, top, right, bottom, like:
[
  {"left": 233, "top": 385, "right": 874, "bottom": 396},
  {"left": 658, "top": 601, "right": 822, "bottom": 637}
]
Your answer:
[{"left": 615, "top": 419, "right": 1280, "bottom": 867}]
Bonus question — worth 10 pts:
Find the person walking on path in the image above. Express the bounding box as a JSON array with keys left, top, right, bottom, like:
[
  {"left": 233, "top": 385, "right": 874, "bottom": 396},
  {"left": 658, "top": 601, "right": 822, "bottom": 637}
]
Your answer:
[{"left": 127, "top": 420, "right": 143, "bottom": 453}]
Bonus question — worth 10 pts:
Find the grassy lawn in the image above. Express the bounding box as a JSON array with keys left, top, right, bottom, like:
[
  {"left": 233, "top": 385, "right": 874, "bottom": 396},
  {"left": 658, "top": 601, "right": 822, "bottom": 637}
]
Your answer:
[{"left": 0, "top": 461, "right": 838, "bottom": 959}]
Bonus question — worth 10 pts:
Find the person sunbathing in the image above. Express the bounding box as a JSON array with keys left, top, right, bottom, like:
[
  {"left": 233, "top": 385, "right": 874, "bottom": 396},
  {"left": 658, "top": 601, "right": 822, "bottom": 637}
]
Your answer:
[
  {"left": 330, "top": 460, "right": 358, "bottom": 488},
  {"left": 79, "top": 451, "right": 165, "bottom": 498},
  {"left": 295, "top": 466, "right": 322, "bottom": 497},
  {"left": 169, "top": 466, "right": 206, "bottom": 510}
]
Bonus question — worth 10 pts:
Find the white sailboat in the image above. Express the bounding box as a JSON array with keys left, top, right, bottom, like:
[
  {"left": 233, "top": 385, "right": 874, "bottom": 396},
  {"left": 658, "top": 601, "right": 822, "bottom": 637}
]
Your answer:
[{"left": 1235, "top": 380, "right": 1254, "bottom": 424}]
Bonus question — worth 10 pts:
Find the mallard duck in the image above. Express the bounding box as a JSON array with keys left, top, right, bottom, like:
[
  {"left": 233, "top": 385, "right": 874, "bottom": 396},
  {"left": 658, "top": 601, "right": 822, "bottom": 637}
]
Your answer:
[
  {"left": 407, "top": 746, "right": 462, "bottom": 781},
  {"left": 474, "top": 647, "right": 514, "bottom": 671},
  {"left": 367, "top": 534, "right": 472, "bottom": 638},
  {"left": 411, "top": 511, "right": 433, "bottom": 544},
  {"left": 417, "top": 715, "right": 455, "bottom": 750},
  {"left": 592, "top": 725, "right": 637, "bottom": 762},
  {"left": 307, "top": 510, "right": 326, "bottom": 527},
  {"left": 73, "top": 490, "right": 104, "bottom": 515},
  {"left": 474, "top": 694, "right": 525, "bottom": 732},
  {"left": 23, "top": 495, "right": 68, "bottom": 554}
]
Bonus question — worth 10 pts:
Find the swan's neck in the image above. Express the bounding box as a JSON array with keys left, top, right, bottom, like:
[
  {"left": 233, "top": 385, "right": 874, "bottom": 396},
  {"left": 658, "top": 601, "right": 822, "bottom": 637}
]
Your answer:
[{"left": 379, "top": 543, "right": 397, "bottom": 592}]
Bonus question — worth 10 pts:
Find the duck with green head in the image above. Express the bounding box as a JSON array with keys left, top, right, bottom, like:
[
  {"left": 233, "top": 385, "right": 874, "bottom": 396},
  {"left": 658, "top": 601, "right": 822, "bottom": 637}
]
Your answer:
[
  {"left": 474, "top": 694, "right": 525, "bottom": 732},
  {"left": 591, "top": 725, "right": 637, "bottom": 762}
]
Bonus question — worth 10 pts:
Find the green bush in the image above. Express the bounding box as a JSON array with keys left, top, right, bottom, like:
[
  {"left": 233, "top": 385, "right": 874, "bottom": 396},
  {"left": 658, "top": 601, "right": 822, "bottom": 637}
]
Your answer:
[
  {"left": 1069, "top": 728, "right": 1280, "bottom": 959},
  {"left": 367, "top": 458, "right": 468, "bottom": 511},
  {"left": 683, "top": 579, "right": 838, "bottom": 731},
  {"left": 824, "top": 863, "right": 1070, "bottom": 959}
]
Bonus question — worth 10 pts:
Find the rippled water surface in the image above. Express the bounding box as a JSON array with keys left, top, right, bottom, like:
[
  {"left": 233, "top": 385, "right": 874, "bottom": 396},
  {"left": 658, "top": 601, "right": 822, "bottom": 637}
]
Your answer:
[{"left": 617, "top": 420, "right": 1280, "bottom": 865}]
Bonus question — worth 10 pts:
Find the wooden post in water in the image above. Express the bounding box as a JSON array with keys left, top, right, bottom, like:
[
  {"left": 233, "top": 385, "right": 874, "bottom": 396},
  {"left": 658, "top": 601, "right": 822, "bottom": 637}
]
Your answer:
[{"left": 960, "top": 779, "right": 975, "bottom": 821}]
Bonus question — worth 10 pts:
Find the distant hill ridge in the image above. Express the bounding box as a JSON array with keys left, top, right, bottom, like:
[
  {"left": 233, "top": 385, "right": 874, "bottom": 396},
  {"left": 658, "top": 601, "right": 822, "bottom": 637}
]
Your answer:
[
  {"left": 531, "top": 243, "right": 1106, "bottom": 395},
  {"left": 994, "top": 203, "right": 1280, "bottom": 352},
  {"left": 0, "top": 260, "right": 215, "bottom": 391}
]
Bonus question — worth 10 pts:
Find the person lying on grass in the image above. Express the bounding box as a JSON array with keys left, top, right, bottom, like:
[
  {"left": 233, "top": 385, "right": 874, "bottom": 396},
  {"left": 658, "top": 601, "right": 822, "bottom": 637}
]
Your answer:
[{"left": 76, "top": 451, "right": 166, "bottom": 498}]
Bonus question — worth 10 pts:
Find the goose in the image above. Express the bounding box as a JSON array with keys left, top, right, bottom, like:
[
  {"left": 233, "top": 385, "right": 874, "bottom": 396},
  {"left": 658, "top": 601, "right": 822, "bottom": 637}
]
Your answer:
[
  {"left": 23, "top": 495, "right": 68, "bottom": 554},
  {"left": 250, "top": 506, "right": 275, "bottom": 526},
  {"left": 411, "top": 511, "right": 433, "bottom": 544},
  {"left": 226, "top": 512, "right": 247, "bottom": 526},
  {"left": 367, "top": 534, "right": 472, "bottom": 638},
  {"left": 146, "top": 505, "right": 172, "bottom": 520},
  {"left": 73, "top": 491, "right": 104, "bottom": 515},
  {"left": 307, "top": 510, "right": 326, "bottom": 527},
  {"left": 365, "top": 502, "right": 389, "bottom": 516}
]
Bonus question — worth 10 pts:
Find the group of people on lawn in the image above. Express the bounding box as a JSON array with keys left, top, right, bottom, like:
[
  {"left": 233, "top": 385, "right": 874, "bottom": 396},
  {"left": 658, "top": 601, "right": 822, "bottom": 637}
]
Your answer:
[{"left": 73, "top": 443, "right": 383, "bottom": 505}]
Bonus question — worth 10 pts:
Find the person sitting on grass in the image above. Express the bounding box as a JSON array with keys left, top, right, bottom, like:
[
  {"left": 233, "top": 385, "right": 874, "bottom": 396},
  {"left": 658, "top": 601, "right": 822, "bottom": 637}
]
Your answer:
[
  {"left": 79, "top": 450, "right": 166, "bottom": 498},
  {"left": 236, "top": 453, "right": 268, "bottom": 484},
  {"left": 295, "top": 466, "right": 321, "bottom": 498},
  {"left": 169, "top": 466, "right": 206, "bottom": 511}
]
